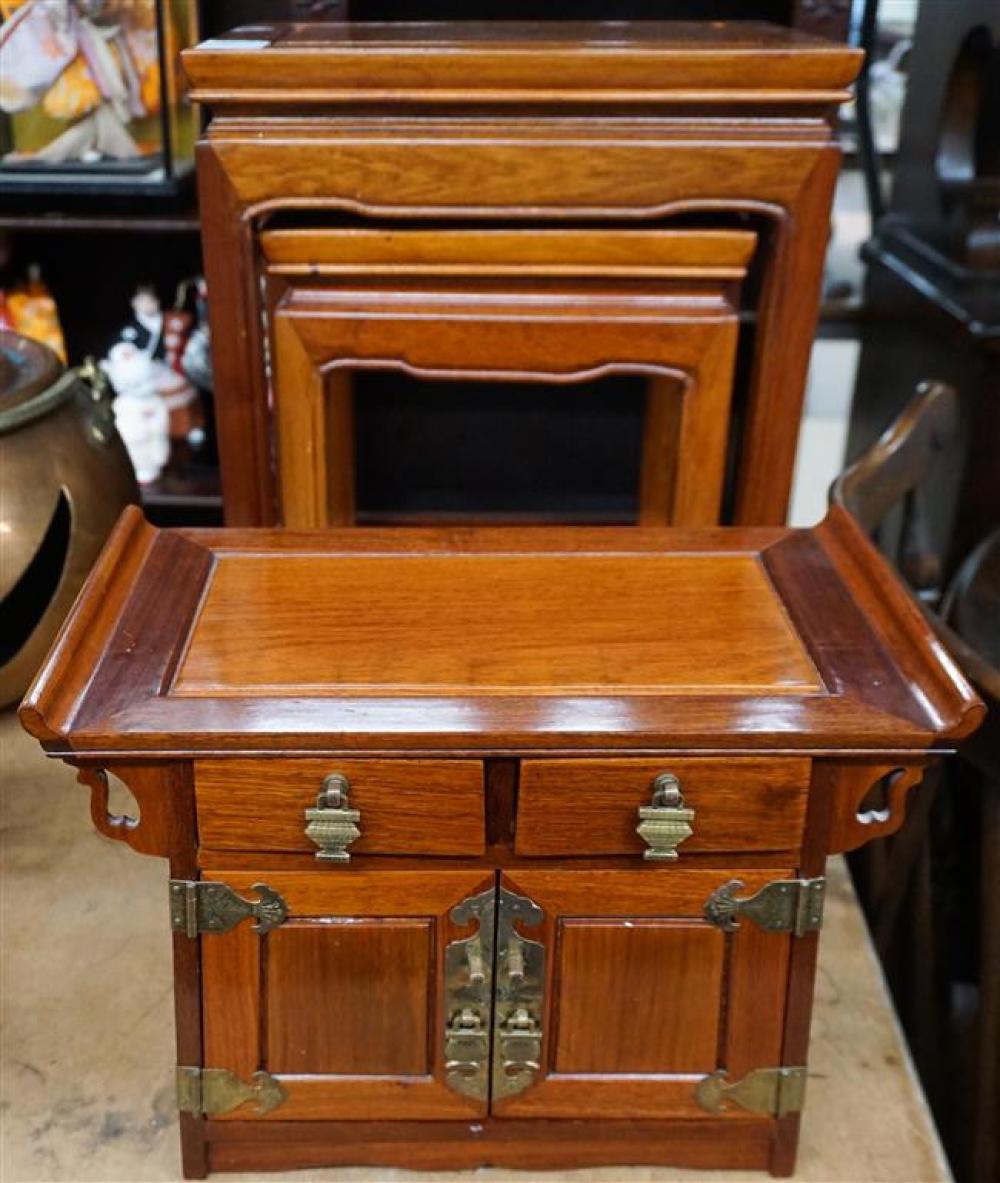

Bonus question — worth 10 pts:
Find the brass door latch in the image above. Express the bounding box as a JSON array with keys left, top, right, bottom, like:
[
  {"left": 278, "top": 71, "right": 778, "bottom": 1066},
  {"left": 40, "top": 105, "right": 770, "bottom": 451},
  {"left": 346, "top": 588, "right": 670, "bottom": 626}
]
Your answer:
[
  {"left": 493, "top": 886, "right": 546, "bottom": 1100},
  {"left": 444, "top": 1006, "right": 490, "bottom": 1093},
  {"left": 442, "top": 884, "right": 547, "bottom": 1102},
  {"left": 304, "top": 773, "right": 361, "bottom": 863},
  {"left": 497, "top": 1005, "right": 542, "bottom": 1083},
  {"left": 443, "top": 887, "right": 495, "bottom": 1100},
  {"left": 636, "top": 773, "right": 695, "bottom": 860}
]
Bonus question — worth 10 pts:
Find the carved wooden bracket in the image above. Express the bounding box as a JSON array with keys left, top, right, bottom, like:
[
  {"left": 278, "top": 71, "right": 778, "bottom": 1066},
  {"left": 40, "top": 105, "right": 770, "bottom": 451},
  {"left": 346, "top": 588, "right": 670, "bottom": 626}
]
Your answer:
[
  {"left": 826, "top": 762, "right": 928, "bottom": 854},
  {"left": 73, "top": 763, "right": 194, "bottom": 864}
]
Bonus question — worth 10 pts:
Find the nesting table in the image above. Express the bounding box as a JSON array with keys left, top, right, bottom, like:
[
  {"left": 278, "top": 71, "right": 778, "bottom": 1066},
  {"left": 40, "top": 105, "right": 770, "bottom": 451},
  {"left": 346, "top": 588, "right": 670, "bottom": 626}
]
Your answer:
[{"left": 181, "top": 21, "right": 861, "bottom": 528}]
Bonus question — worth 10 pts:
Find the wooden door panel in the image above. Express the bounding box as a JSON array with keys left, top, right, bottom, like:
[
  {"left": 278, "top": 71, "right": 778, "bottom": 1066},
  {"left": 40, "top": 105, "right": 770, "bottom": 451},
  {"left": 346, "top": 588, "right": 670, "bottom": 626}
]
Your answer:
[
  {"left": 496, "top": 867, "right": 793, "bottom": 1120},
  {"left": 201, "top": 868, "right": 492, "bottom": 1121},
  {"left": 554, "top": 920, "right": 724, "bottom": 1074},
  {"left": 267, "top": 920, "right": 432, "bottom": 1075}
]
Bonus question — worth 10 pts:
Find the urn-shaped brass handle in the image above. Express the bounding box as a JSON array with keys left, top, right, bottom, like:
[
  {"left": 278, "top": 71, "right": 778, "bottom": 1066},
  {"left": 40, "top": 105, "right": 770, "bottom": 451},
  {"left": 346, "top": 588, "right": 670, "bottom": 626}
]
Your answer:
[
  {"left": 636, "top": 773, "right": 695, "bottom": 860},
  {"left": 304, "top": 773, "right": 361, "bottom": 863}
]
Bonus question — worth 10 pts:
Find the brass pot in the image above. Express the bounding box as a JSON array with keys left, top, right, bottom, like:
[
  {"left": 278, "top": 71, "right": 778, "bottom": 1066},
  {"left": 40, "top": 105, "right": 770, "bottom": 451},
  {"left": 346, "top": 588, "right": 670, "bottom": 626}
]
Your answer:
[{"left": 0, "top": 331, "right": 139, "bottom": 707}]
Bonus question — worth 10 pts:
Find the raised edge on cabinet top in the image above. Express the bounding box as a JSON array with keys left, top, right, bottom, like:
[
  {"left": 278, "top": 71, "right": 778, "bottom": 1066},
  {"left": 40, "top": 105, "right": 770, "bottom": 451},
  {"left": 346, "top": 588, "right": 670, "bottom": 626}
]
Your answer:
[
  {"left": 182, "top": 22, "right": 862, "bottom": 109},
  {"left": 18, "top": 506, "right": 982, "bottom": 755}
]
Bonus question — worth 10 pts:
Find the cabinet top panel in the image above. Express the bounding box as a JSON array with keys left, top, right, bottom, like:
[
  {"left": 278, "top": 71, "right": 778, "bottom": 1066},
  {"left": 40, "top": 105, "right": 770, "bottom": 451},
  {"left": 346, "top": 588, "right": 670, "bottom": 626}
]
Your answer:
[
  {"left": 171, "top": 551, "right": 821, "bottom": 699},
  {"left": 21, "top": 508, "right": 981, "bottom": 755},
  {"left": 182, "top": 21, "right": 862, "bottom": 111}
]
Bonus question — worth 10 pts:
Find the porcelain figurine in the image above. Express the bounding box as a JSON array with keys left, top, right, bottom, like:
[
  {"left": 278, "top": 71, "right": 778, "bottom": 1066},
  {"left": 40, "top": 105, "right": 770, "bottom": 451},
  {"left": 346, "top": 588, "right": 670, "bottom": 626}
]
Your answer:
[{"left": 102, "top": 340, "right": 169, "bottom": 483}]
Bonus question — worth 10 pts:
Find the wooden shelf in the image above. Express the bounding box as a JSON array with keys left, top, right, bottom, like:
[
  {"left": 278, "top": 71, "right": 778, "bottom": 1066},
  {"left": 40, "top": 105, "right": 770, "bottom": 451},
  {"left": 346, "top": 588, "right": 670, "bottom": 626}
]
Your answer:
[
  {"left": 139, "top": 442, "right": 222, "bottom": 525},
  {"left": 0, "top": 211, "right": 201, "bottom": 234}
]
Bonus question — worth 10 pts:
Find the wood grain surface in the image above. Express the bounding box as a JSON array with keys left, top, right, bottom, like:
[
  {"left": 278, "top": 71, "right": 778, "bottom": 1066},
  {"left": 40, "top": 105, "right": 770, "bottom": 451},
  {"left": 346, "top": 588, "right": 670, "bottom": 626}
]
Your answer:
[
  {"left": 494, "top": 867, "right": 792, "bottom": 1121},
  {"left": 553, "top": 920, "right": 724, "bottom": 1073},
  {"left": 268, "top": 257, "right": 746, "bottom": 529},
  {"left": 196, "top": 757, "right": 485, "bottom": 855},
  {"left": 20, "top": 511, "right": 982, "bottom": 753},
  {"left": 267, "top": 919, "right": 432, "bottom": 1075},
  {"left": 200, "top": 866, "right": 492, "bottom": 1122},
  {"left": 516, "top": 757, "right": 810, "bottom": 856},
  {"left": 173, "top": 551, "right": 821, "bottom": 697},
  {"left": 183, "top": 21, "right": 861, "bottom": 107},
  {"left": 261, "top": 227, "right": 758, "bottom": 279}
]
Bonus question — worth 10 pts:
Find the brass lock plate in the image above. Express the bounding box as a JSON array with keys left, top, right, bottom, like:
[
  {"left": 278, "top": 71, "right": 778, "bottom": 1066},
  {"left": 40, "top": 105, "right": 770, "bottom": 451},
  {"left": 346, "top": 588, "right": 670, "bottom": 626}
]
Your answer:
[
  {"left": 442, "top": 884, "right": 547, "bottom": 1102},
  {"left": 443, "top": 887, "right": 495, "bottom": 1100},
  {"left": 493, "top": 886, "right": 546, "bottom": 1101}
]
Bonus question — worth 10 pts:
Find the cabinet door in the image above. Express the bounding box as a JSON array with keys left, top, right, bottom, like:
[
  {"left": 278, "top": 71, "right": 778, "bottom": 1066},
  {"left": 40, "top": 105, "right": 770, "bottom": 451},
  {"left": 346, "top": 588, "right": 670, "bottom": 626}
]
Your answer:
[
  {"left": 200, "top": 868, "right": 493, "bottom": 1121},
  {"left": 493, "top": 868, "right": 793, "bottom": 1120}
]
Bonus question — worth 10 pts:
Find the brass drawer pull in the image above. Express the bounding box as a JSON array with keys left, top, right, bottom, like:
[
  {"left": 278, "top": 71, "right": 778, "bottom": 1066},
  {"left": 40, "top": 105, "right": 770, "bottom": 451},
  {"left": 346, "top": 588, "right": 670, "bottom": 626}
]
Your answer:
[
  {"left": 636, "top": 773, "right": 695, "bottom": 860},
  {"left": 304, "top": 773, "right": 361, "bottom": 863}
]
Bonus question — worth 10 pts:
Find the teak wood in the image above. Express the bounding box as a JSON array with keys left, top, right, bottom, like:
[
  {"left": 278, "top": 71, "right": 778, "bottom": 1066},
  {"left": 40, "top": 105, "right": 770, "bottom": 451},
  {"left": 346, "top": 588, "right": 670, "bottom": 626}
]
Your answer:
[
  {"left": 182, "top": 22, "right": 862, "bottom": 528},
  {"left": 20, "top": 506, "right": 981, "bottom": 1178},
  {"left": 264, "top": 230, "right": 752, "bottom": 528}
]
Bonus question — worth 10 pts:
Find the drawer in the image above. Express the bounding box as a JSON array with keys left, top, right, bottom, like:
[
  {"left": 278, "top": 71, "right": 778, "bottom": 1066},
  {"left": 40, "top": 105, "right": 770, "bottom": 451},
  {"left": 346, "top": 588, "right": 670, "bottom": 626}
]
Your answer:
[
  {"left": 196, "top": 758, "right": 485, "bottom": 856},
  {"left": 515, "top": 758, "right": 809, "bottom": 857}
]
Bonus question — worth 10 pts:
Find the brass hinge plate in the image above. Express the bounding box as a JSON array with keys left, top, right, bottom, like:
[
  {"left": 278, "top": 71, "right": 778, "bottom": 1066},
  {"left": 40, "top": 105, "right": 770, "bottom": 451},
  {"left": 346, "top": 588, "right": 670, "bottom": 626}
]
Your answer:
[
  {"left": 704, "top": 877, "right": 825, "bottom": 937},
  {"left": 696, "top": 1067, "right": 807, "bottom": 1117},
  {"left": 176, "top": 1066, "right": 287, "bottom": 1117},
  {"left": 169, "top": 880, "right": 288, "bottom": 937}
]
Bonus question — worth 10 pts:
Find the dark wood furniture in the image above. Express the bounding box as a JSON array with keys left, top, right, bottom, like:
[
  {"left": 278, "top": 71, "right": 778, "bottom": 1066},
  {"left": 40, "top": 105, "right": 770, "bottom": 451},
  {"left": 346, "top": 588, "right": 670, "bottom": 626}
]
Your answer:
[
  {"left": 20, "top": 504, "right": 980, "bottom": 1177},
  {"left": 847, "top": 0, "right": 1000, "bottom": 583},
  {"left": 833, "top": 380, "right": 1000, "bottom": 1183},
  {"left": 183, "top": 22, "right": 860, "bottom": 528}
]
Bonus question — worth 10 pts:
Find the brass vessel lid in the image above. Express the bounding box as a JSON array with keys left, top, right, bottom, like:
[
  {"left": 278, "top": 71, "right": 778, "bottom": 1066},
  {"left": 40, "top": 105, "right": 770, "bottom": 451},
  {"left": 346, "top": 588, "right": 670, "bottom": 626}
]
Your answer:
[{"left": 0, "top": 331, "right": 75, "bottom": 434}]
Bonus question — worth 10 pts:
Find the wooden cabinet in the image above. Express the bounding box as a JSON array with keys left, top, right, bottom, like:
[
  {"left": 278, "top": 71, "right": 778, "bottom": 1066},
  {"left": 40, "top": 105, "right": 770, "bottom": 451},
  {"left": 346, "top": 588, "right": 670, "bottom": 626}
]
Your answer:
[
  {"left": 182, "top": 22, "right": 862, "bottom": 528},
  {"left": 20, "top": 508, "right": 982, "bottom": 1176}
]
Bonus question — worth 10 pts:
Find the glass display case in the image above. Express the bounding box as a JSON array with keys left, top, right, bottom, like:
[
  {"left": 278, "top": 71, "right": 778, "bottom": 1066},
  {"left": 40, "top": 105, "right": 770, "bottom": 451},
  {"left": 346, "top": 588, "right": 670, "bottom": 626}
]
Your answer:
[{"left": 0, "top": 1, "right": 198, "bottom": 194}]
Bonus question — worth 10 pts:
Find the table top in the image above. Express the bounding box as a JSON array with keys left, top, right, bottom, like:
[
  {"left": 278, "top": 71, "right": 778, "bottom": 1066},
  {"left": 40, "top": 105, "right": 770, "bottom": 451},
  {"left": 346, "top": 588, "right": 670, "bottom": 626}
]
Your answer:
[
  {"left": 182, "top": 21, "right": 861, "bottom": 109},
  {"left": 20, "top": 507, "right": 980, "bottom": 756}
]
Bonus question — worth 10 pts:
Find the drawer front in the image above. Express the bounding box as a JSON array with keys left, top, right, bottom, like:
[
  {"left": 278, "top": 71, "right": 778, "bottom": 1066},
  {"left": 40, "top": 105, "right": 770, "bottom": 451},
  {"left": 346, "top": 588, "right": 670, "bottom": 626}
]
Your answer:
[
  {"left": 516, "top": 758, "right": 810, "bottom": 857},
  {"left": 196, "top": 758, "right": 485, "bottom": 856}
]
